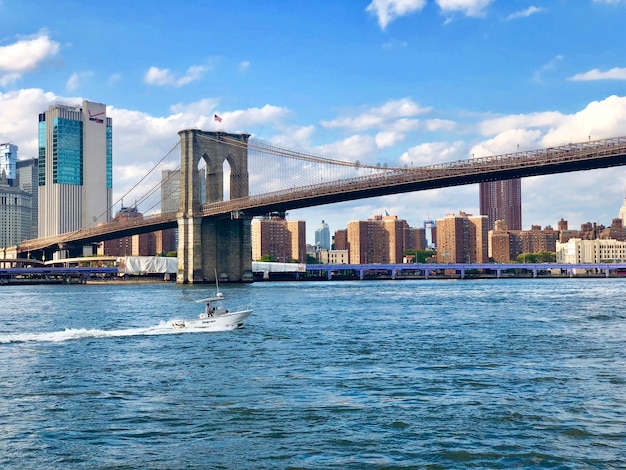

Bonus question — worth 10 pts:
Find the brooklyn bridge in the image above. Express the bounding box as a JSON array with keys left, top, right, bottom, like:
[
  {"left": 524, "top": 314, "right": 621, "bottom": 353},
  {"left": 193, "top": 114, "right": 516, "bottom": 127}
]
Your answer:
[{"left": 10, "top": 130, "right": 626, "bottom": 283}]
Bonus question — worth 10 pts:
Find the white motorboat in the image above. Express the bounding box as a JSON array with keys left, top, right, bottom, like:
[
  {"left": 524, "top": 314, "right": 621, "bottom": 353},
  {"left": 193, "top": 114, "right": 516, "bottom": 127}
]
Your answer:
[{"left": 172, "top": 291, "right": 253, "bottom": 331}]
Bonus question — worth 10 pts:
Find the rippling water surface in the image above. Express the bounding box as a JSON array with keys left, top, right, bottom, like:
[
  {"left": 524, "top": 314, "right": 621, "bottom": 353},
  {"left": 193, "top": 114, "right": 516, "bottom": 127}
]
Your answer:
[{"left": 0, "top": 279, "right": 624, "bottom": 468}]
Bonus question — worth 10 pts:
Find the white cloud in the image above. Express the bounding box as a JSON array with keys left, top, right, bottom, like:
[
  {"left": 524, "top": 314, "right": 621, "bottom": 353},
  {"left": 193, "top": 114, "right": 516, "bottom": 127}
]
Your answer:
[
  {"left": 0, "top": 73, "right": 21, "bottom": 87},
  {"left": 366, "top": 0, "right": 494, "bottom": 30},
  {"left": 423, "top": 118, "right": 456, "bottom": 132},
  {"left": 268, "top": 125, "right": 316, "bottom": 150},
  {"left": 540, "top": 95, "right": 626, "bottom": 145},
  {"left": 315, "top": 134, "right": 378, "bottom": 160},
  {"left": 505, "top": 6, "right": 544, "bottom": 21},
  {"left": 218, "top": 104, "right": 291, "bottom": 131},
  {"left": 470, "top": 128, "right": 543, "bottom": 158},
  {"left": 366, "top": 0, "right": 427, "bottom": 30},
  {"left": 478, "top": 111, "right": 565, "bottom": 136},
  {"left": 0, "top": 88, "right": 67, "bottom": 155},
  {"left": 238, "top": 61, "right": 250, "bottom": 72},
  {"left": 321, "top": 98, "right": 430, "bottom": 131},
  {"left": 533, "top": 55, "right": 564, "bottom": 83},
  {"left": 569, "top": 67, "right": 626, "bottom": 81},
  {"left": 144, "top": 63, "right": 209, "bottom": 87},
  {"left": 66, "top": 71, "right": 93, "bottom": 91},
  {"left": 436, "top": 0, "right": 494, "bottom": 18},
  {"left": 0, "top": 32, "right": 59, "bottom": 85},
  {"left": 399, "top": 140, "right": 466, "bottom": 166},
  {"left": 376, "top": 131, "right": 405, "bottom": 149}
]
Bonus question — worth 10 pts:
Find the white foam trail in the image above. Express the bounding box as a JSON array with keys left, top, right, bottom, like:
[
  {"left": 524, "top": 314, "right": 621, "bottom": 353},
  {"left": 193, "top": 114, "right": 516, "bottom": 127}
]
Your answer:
[{"left": 0, "top": 320, "right": 191, "bottom": 344}]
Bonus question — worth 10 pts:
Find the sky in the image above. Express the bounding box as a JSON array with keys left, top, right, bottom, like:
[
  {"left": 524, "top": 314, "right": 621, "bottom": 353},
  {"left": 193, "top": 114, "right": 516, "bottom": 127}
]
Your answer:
[{"left": 2, "top": 0, "right": 626, "bottom": 244}]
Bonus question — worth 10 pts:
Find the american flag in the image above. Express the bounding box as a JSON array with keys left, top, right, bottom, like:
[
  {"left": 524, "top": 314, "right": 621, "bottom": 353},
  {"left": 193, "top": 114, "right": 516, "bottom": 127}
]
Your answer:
[{"left": 214, "top": 114, "right": 222, "bottom": 123}]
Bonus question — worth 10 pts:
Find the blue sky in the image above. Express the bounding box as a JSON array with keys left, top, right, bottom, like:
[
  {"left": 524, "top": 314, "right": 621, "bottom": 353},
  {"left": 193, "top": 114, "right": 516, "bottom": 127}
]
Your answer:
[{"left": 2, "top": 0, "right": 626, "bottom": 243}]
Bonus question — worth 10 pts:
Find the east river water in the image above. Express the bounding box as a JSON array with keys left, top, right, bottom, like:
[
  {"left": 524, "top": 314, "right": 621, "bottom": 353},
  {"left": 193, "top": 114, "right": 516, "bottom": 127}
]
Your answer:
[{"left": 0, "top": 279, "right": 624, "bottom": 468}]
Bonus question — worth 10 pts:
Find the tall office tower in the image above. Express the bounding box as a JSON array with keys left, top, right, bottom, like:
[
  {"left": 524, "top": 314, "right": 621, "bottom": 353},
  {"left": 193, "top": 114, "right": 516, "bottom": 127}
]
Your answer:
[
  {"left": 436, "top": 211, "right": 488, "bottom": 263},
  {"left": 16, "top": 158, "right": 39, "bottom": 239},
  {"left": 0, "top": 172, "right": 32, "bottom": 248},
  {"left": 423, "top": 219, "right": 436, "bottom": 248},
  {"left": 161, "top": 170, "right": 181, "bottom": 213},
  {"left": 160, "top": 169, "right": 206, "bottom": 212},
  {"left": 251, "top": 216, "right": 306, "bottom": 263},
  {"left": 0, "top": 143, "right": 17, "bottom": 180},
  {"left": 479, "top": 179, "right": 522, "bottom": 231},
  {"left": 315, "top": 220, "right": 331, "bottom": 250},
  {"left": 38, "top": 100, "right": 112, "bottom": 238}
]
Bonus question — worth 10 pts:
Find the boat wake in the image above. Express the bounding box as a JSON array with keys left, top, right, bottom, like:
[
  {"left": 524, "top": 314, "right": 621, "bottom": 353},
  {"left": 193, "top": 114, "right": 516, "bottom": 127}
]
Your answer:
[{"left": 0, "top": 320, "right": 226, "bottom": 344}]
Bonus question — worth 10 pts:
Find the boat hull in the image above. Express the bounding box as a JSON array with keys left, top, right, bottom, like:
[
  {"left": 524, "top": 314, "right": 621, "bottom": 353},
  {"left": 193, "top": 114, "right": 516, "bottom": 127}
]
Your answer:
[{"left": 172, "top": 309, "right": 253, "bottom": 331}]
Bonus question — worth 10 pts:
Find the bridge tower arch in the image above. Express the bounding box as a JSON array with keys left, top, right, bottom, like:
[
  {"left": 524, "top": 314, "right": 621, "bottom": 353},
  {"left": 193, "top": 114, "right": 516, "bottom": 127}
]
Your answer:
[{"left": 177, "top": 129, "right": 252, "bottom": 283}]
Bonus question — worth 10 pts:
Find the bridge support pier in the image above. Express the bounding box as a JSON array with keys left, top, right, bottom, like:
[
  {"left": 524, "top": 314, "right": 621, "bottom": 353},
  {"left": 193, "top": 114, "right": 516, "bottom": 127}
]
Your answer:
[
  {"left": 177, "top": 215, "right": 252, "bottom": 283},
  {"left": 176, "top": 129, "right": 253, "bottom": 284}
]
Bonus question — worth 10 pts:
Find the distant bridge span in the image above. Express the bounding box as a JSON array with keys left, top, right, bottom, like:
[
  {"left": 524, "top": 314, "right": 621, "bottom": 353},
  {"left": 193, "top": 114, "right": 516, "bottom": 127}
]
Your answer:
[
  {"left": 200, "top": 135, "right": 626, "bottom": 216},
  {"left": 15, "top": 134, "right": 626, "bottom": 268}
]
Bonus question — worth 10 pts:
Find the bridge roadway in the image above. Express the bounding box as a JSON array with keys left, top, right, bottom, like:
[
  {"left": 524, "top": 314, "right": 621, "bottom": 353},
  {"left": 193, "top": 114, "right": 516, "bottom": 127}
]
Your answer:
[{"left": 15, "top": 135, "right": 626, "bottom": 255}]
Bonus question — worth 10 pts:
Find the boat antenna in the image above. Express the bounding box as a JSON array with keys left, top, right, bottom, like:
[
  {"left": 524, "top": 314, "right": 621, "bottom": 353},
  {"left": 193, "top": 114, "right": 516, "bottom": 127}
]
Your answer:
[{"left": 214, "top": 269, "right": 222, "bottom": 297}]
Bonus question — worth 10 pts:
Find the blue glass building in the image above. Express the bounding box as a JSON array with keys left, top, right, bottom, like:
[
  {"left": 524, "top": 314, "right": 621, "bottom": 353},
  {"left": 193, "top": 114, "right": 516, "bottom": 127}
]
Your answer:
[{"left": 38, "top": 100, "right": 112, "bottom": 238}]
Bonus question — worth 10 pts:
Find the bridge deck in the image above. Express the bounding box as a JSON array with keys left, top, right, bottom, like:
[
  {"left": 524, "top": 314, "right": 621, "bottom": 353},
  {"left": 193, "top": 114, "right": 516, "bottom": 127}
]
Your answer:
[{"left": 13, "top": 135, "right": 626, "bottom": 255}]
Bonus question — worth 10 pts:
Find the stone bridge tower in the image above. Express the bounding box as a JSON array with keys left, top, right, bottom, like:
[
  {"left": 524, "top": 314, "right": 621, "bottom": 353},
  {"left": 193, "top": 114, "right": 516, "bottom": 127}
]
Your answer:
[{"left": 177, "top": 129, "right": 252, "bottom": 283}]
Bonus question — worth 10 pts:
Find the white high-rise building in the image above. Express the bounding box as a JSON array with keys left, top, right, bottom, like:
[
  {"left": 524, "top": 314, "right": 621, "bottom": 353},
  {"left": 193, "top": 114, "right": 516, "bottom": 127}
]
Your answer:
[
  {"left": 0, "top": 143, "right": 17, "bottom": 180},
  {"left": 38, "top": 100, "right": 112, "bottom": 237}
]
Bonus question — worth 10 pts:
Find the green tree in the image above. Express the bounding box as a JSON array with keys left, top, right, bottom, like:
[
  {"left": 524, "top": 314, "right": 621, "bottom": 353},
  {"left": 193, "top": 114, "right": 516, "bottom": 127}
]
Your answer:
[
  {"left": 403, "top": 249, "right": 437, "bottom": 263},
  {"left": 259, "top": 254, "right": 276, "bottom": 262},
  {"left": 516, "top": 251, "right": 556, "bottom": 263}
]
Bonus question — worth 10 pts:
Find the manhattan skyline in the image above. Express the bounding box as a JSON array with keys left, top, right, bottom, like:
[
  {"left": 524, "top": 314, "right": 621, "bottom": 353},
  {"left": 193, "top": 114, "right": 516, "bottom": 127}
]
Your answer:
[{"left": 2, "top": 0, "right": 626, "bottom": 242}]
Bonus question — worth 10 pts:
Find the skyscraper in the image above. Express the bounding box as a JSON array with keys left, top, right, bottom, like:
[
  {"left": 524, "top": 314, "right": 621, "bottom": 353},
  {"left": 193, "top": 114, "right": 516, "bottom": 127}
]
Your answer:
[
  {"left": 38, "top": 100, "right": 112, "bottom": 237},
  {"left": 314, "top": 220, "right": 331, "bottom": 250},
  {"left": 0, "top": 172, "right": 32, "bottom": 248},
  {"left": 479, "top": 179, "right": 522, "bottom": 231},
  {"left": 0, "top": 146, "right": 38, "bottom": 246},
  {"left": 0, "top": 143, "right": 17, "bottom": 180},
  {"left": 16, "top": 158, "right": 39, "bottom": 239}
]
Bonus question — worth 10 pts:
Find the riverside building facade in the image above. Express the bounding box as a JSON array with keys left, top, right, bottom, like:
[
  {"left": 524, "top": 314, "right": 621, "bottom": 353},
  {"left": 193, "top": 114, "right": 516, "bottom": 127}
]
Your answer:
[
  {"left": 38, "top": 100, "right": 112, "bottom": 238},
  {"left": 346, "top": 214, "right": 408, "bottom": 264},
  {"left": 436, "top": 211, "right": 489, "bottom": 264},
  {"left": 251, "top": 215, "right": 306, "bottom": 263},
  {"left": 556, "top": 238, "right": 626, "bottom": 264}
]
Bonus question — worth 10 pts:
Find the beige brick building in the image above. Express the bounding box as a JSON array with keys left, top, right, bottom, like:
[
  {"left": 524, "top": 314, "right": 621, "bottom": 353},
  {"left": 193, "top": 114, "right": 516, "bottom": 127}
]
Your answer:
[
  {"left": 251, "top": 216, "right": 306, "bottom": 263},
  {"left": 436, "top": 211, "right": 488, "bottom": 263}
]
